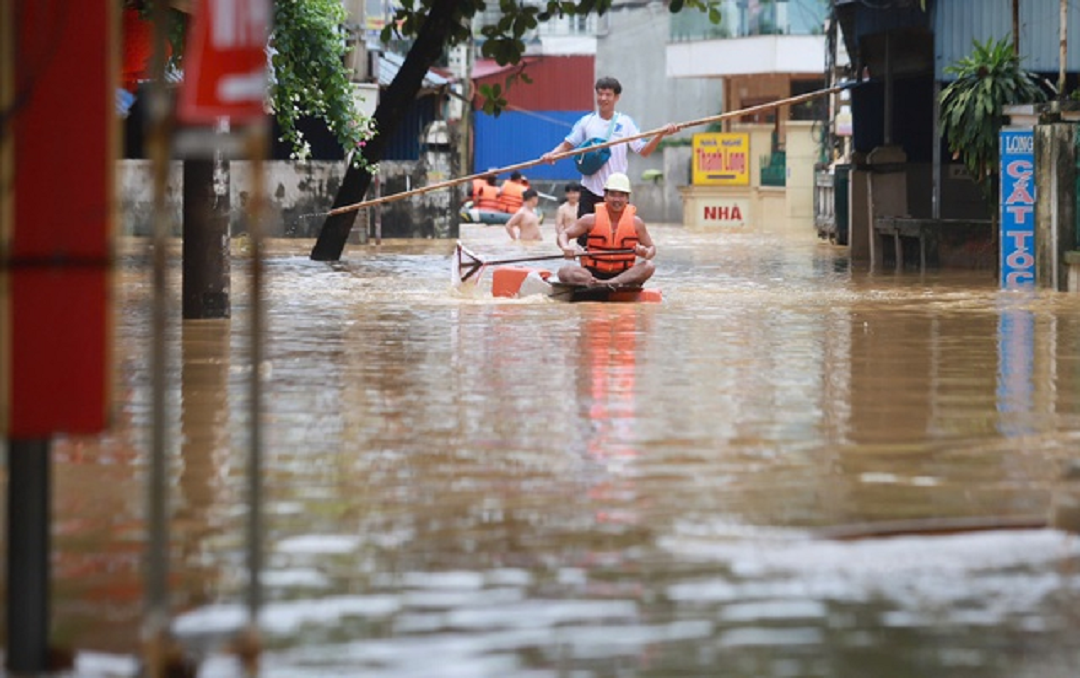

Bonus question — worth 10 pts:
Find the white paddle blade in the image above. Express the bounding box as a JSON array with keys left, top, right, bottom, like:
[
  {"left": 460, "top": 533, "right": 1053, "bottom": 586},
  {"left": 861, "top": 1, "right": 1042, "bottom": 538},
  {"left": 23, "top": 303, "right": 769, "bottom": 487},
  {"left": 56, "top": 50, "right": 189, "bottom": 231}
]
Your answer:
[
  {"left": 450, "top": 242, "right": 464, "bottom": 288},
  {"left": 451, "top": 241, "right": 485, "bottom": 290}
]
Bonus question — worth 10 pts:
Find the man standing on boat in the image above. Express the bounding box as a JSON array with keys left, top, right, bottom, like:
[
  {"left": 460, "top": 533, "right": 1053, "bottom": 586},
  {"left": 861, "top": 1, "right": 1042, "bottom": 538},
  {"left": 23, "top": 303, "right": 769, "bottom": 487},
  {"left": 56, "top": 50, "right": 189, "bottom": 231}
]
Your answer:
[
  {"left": 557, "top": 173, "right": 656, "bottom": 289},
  {"left": 541, "top": 76, "right": 678, "bottom": 219}
]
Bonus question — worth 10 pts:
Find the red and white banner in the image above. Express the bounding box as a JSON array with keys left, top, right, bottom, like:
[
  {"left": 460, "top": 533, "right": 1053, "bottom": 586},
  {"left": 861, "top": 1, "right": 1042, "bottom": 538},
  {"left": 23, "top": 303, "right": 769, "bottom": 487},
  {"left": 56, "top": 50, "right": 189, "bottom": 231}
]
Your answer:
[{"left": 178, "top": 0, "right": 270, "bottom": 124}]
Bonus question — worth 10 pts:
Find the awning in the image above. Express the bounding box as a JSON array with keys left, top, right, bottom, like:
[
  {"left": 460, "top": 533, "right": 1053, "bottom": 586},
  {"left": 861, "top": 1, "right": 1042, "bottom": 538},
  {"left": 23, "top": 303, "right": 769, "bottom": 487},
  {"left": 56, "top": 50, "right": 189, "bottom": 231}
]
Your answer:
[
  {"left": 472, "top": 58, "right": 536, "bottom": 81},
  {"left": 377, "top": 49, "right": 453, "bottom": 89}
]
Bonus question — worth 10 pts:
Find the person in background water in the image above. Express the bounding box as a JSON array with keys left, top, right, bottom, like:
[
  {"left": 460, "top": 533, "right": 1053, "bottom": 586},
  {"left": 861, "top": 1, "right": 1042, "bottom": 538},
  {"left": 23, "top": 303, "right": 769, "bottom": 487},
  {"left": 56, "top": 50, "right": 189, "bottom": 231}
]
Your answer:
[
  {"left": 541, "top": 76, "right": 678, "bottom": 220},
  {"left": 555, "top": 182, "right": 582, "bottom": 238},
  {"left": 460, "top": 172, "right": 509, "bottom": 224},
  {"left": 472, "top": 173, "right": 500, "bottom": 210},
  {"left": 505, "top": 188, "right": 543, "bottom": 241},
  {"left": 498, "top": 171, "right": 529, "bottom": 214},
  {"left": 557, "top": 173, "right": 655, "bottom": 288}
]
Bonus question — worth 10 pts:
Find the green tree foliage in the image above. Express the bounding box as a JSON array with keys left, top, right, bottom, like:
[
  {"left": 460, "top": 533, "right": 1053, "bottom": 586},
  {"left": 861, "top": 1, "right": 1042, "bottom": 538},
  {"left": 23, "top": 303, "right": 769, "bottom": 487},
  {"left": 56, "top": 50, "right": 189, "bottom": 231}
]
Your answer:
[
  {"left": 939, "top": 36, "right": 1045, "bottom": 203},
  {"left": 271, "top": 0, "right": 375, "bottom": 163}
]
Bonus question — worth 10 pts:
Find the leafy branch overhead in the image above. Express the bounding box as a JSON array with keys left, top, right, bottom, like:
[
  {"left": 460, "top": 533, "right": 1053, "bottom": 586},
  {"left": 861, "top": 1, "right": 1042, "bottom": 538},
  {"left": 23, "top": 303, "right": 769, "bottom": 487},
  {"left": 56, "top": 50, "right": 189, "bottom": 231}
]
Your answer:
[{"left": 379, "top": 0, "right": 722, "bottom": 114}]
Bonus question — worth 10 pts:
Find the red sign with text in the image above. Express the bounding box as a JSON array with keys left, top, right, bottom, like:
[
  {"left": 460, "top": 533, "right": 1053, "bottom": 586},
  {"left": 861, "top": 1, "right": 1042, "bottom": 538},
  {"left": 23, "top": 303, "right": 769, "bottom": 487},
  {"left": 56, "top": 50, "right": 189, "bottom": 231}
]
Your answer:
[{"left": 178, "top": 0, "right": 270, "bottom": 124}]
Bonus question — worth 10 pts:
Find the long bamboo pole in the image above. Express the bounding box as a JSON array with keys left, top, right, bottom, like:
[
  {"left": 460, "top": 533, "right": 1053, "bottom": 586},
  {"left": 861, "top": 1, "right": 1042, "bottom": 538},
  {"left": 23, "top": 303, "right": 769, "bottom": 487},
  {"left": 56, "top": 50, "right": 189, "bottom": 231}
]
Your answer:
[{"left": 317, "top": 83, "right": 849, "bottom": 218}]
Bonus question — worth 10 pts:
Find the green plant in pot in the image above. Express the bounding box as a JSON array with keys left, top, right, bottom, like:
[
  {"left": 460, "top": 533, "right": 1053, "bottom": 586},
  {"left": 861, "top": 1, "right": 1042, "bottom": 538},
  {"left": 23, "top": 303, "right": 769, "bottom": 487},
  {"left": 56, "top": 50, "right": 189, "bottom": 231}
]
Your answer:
[{"left": 939, "top": 36, "right": 1046, "bottom": 207}]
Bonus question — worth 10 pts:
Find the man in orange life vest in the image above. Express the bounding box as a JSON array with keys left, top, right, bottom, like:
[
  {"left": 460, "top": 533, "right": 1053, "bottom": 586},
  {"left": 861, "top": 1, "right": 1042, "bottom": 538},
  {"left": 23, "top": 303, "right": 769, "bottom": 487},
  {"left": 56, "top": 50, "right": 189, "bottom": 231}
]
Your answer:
[
  {"left": 556, "top": 172, "right": 656, "bottom": 288},
  {"left": 471, "top": 173, "right": 499, "bottom": 208},
  {"left": 470, "top": 173, "right": 498, "bottom": 205}
]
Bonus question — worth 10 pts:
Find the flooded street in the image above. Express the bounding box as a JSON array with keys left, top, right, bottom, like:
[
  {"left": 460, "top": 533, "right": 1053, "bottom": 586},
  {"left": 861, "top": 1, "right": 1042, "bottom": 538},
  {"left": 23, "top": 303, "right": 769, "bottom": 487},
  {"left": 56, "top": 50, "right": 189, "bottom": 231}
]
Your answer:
[{"left": 7, "top": 219, "right": 1080, "bottom": 676}]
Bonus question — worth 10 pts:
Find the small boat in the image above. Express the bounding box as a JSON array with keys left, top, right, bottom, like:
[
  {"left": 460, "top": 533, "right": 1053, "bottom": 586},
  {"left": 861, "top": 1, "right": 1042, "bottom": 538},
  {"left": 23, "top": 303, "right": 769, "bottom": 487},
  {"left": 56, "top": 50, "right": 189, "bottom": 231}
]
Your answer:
[
  {"left": 453, "top": 242, "right": 662, "bottom": 303},
  {"left": 492, "top": 266, "right": 662, "bottom": 303},
  {"left": 459, "top": 206, "right": 511, "bottom": 225},
  {"left": 459, "top": 205, "right": 545, "bottom": 226}
]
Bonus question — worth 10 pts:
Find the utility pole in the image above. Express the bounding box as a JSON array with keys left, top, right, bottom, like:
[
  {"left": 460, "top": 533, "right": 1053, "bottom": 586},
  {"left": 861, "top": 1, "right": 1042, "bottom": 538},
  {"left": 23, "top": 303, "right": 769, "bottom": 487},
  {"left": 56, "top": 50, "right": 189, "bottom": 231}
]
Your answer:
[
  {"left": 1060, "top": 0, "right": 1068, "bottom": 97},
  {"left": 1013, "top": 0, "right": 1020, "bottom": 56},
  {"left": 343, "top": 0, "right": 377, "bottom": 242},
  {"left": 344, "top": 0, "right": 369, "bottom": 82}
]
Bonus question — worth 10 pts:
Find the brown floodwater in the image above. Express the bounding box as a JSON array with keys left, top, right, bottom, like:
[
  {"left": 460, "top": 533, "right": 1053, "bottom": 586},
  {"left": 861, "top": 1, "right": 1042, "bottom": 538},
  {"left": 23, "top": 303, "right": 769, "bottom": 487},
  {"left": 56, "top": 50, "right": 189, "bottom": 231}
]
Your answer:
[{"left": 5, "top": 219, "right": 1080, "bottom": 677}]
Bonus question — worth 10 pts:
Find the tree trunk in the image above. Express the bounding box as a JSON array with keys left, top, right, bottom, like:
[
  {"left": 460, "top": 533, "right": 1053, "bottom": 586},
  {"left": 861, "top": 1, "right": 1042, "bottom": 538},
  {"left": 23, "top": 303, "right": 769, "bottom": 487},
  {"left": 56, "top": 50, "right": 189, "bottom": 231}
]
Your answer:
[{"left": 310, "top": 0, "right": 462, "bottom": 261}]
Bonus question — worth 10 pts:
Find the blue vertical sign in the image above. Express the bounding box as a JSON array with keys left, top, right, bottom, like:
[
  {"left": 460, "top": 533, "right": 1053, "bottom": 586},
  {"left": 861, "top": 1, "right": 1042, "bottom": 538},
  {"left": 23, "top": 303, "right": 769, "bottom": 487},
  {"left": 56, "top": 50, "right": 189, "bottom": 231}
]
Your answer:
[{"left": 999, "top": 129, "right": 1036, "bottom": 288}]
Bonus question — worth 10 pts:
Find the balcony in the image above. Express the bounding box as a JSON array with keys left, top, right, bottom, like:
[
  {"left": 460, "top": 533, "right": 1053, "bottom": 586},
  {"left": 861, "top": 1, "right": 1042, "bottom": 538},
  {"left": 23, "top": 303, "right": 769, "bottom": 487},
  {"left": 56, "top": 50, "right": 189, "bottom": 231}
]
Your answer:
[
  {"left": 669, "top": 0, "right": 827, "bottom": 42},
  {"left": 667, "top": 0, "right": 828, "bottom": 79}
]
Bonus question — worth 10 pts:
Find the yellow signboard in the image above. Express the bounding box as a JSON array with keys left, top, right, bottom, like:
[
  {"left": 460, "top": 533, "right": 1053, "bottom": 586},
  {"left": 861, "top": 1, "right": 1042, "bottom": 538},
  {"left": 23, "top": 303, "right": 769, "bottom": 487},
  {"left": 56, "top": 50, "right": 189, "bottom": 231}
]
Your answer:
[{"left": 692, "top": 133, "right": 749, "bottom": 186}]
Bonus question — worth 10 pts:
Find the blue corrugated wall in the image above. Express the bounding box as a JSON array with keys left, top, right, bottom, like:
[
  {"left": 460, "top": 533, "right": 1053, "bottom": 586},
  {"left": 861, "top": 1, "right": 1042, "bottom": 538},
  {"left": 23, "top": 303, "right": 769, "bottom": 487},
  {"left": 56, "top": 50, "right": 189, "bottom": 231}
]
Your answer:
[
  {"left": 474, "top": 110, "right": 589, "bottom": 181},
  {"left": 935, "top": 0, "right": 1080, "bottom": 80},
  {"left": 383, "top": 97, "right": 437, "bottom": 161}
]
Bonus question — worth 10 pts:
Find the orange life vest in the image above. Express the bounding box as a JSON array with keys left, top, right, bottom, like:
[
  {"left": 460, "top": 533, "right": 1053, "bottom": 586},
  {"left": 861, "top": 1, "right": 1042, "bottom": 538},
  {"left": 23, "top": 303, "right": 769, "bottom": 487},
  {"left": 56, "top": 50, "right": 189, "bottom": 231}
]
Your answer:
[
  {"left": 582, "top": 204, "right": 639, "bottom": 273},
  {"left": 498, "top": 180, "right": 525, "bottom": 213},
  {"left": 475, "top": 184, "right": 501, "bottom": 211}
]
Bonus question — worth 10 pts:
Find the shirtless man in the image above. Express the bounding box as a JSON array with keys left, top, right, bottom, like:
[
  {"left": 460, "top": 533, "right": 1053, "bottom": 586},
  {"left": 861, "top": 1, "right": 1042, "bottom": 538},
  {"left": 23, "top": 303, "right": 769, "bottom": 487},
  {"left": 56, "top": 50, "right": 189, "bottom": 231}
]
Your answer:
[
  {"left": 505, "top": 188, "right": 543, "bottom": 241},
  {"left": 557, "top": 173, "right": 655, "bottom": 288},
  {"left": 555, "top": 182, "right": 581, "bottom": 238}
]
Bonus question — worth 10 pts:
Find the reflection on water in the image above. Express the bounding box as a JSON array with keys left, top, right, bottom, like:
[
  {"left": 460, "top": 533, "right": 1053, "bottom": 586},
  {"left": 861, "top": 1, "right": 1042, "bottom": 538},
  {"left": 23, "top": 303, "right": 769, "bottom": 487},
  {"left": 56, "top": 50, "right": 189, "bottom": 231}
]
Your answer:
[{"left": 5, "top": 219, "right": 1080, "bottom": 676}]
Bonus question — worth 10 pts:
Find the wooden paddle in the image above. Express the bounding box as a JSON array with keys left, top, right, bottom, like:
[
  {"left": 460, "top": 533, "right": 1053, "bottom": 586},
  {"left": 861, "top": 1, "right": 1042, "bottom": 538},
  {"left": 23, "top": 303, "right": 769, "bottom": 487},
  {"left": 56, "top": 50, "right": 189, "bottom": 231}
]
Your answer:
[{"left": 453, "top": 241, "right": 635, "bottom": 286}]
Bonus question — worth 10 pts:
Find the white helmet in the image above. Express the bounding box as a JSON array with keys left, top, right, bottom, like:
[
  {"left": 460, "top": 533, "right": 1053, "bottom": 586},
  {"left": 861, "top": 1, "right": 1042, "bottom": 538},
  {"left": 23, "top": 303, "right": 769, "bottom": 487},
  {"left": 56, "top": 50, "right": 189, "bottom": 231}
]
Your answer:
[{"left": 603, "top": 172, "right": 632, "bottom": 194}]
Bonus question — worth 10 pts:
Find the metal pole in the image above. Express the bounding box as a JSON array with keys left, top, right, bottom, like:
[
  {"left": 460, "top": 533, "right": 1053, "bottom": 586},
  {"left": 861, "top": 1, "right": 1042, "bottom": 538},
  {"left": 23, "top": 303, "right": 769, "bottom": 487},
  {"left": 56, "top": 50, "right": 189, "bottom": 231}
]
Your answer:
[
  {"left": 374, "top": 175, "right": 382, "bottom": 245},
  {"left": 932, "top": 80, "right": 941, "bottom": 220},
  {"left": 6, "top": 439, "right": 50, "bottom": 672},
  {"left": 144, "top": 0, "right": 174, "bottom": 674},
  {"left": 238, "top": 121, "right": 269, "bottom": 676},
  {"left": 884, "top": 32, "right": 893, "bottom": 146}
]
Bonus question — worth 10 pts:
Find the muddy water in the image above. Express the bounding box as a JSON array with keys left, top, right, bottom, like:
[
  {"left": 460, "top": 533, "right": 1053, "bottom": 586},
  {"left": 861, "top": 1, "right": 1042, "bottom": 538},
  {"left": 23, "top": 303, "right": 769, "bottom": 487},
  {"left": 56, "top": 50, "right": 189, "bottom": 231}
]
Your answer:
[{"left": 6, "top": 219, "right": 1080, "bottom": 676}]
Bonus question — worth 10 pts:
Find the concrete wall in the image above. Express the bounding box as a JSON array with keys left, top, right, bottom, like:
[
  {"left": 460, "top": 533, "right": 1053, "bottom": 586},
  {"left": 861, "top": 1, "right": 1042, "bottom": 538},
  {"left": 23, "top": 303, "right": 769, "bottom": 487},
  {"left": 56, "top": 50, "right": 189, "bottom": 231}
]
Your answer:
[
  {"left": 785, "top": 120, "right": 817, "bottom": 221},
  {"left": 1035, "top": 123, "right": 1078, "bottom": 291},
  {"left": 679, "top": 121, "right": 818, "bottom": 229},
  {"left": 597, "top": 3, "right": 724, "bottom": 222},
  {"left": 118, "top": 157, "right": 461, "bottom": 240}
]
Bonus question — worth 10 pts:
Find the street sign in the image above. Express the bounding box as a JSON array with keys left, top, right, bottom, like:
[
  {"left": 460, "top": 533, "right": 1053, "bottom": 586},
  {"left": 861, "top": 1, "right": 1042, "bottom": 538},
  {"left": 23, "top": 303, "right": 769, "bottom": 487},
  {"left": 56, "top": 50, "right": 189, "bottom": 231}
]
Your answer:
[
  {"left": 999, "top": 129, "right": 1036, "bottom": 289},
  {"left": 692, "top": 133, "right": 750, "bottom": 186},
  {"left": 178, "top": 0, "right": 270, "bottom": 124}
]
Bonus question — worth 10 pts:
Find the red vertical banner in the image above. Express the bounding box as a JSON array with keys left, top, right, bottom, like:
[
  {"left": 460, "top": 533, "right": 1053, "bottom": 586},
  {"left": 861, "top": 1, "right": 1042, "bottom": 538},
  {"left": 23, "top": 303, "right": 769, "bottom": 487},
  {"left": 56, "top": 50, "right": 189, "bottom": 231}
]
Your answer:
[
  {"left": 178, "top": 0, "right": 271, "bottom": 124},
  {"left": 2, "top": 0, "right": 116, "bottom": 436}
]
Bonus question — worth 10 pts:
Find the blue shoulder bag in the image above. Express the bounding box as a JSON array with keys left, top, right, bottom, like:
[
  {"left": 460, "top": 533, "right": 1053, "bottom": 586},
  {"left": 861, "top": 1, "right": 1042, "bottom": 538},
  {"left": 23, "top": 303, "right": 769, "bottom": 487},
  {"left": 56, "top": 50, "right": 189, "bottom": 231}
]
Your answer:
[{"left": 574, "top": 114, "right": 619, "bottom": 176}]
